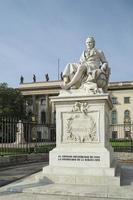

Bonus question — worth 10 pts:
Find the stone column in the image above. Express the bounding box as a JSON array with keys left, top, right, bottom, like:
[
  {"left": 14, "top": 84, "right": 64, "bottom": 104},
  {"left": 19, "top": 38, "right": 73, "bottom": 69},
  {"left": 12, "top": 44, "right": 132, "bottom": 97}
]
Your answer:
[
  {"left": 51, "top": 102, "right": 55, "bottom": 124},
  {"left": 38, "top": 98, "right": 41, "bottom": 123},
  {"left": 32, "top": 95, "right": 37, "bottom": 121},
  {"left": 46, "top": 95, "right": 50, "bottom": 124}
]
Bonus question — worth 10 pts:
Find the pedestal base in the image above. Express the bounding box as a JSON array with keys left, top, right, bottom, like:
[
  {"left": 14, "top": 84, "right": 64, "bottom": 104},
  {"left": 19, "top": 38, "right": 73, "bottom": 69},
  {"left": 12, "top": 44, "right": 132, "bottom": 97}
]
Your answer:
[
  {"left": 39, "top": 166, "right": 120, "bottom": 186},
  {"left": 37, "top": 147, "right": 120, "bottom": 186},
  {"left": 43, "top": 93, "right": 120, "bottom": 186},
  {"left": 49, "top": 146, "right": 114, "bottom": 168}
]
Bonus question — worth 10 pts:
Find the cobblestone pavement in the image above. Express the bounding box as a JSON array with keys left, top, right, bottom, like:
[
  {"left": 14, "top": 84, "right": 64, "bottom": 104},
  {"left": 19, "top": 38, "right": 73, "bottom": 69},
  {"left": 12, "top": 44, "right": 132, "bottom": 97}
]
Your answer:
[{"left": 0, "top": 161, "right": 48, "bottom": 187}]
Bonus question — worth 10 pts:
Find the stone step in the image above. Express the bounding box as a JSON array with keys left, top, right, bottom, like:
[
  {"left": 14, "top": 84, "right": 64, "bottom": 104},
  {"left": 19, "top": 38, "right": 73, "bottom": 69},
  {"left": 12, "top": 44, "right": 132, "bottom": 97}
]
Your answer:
[
  {"left": 37, "top": 173, "right": 120, "bottom": 186},
  {"left": 43, "top": 166, "right": 115, "bottom": 176}
]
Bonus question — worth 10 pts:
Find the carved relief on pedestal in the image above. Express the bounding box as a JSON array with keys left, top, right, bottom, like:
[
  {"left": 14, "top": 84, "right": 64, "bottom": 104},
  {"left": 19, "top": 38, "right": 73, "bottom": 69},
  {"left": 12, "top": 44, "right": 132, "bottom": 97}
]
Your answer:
[{"left": 62, "top": 102, "right": 98, "bottom": 143}]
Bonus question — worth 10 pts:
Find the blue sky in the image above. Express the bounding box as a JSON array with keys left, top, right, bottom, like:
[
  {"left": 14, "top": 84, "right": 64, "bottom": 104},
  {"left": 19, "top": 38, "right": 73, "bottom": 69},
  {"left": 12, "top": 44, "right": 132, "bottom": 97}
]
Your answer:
[{"left": 0, "top": 0, "right": 133, "bottom": 87}]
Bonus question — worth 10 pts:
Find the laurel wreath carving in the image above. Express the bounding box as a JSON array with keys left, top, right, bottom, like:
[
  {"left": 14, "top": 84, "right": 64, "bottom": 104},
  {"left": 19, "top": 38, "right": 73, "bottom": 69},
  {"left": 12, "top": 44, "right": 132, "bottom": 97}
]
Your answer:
[{"left": 64, "top": 102, "right": 98, "bottom": 143}]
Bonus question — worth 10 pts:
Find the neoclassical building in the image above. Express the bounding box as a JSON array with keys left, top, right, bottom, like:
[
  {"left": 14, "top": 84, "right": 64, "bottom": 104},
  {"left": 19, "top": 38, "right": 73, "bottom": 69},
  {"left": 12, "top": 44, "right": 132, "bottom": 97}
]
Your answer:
[
  {"left": 108, "top": 81, "right": 133, "bottom": 139},
  {"left": 19, "top": 80, "right": 61, "bottom": 125},
  {"left": 19, "top": 80, "right": 133, "bottom": 139}
]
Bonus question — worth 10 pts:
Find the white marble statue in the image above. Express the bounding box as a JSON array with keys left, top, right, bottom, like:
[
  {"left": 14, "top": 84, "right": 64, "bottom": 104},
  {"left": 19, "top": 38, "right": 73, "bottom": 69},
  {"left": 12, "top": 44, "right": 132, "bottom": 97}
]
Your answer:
[
  {"left": 15, "top": 120, "right": 25, "bottom": 144},
  {"left": 61, "top": 36, "right": 110, "bottom": 93}
]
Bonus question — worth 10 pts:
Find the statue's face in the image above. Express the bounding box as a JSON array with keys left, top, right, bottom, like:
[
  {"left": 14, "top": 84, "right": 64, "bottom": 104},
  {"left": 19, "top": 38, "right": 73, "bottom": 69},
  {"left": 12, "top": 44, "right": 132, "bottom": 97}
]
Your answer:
[{"left": 86, "top": 38, "right": 95, "bottom": 49}]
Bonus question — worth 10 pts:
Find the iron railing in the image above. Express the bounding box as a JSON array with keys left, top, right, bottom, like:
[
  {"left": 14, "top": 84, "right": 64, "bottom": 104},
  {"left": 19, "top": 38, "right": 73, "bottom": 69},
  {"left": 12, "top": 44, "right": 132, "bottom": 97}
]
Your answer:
[
  {"left": 110, "top": 124, "right": 133, "bottom": 152},
  {"left": 0, "top": 117, "right": 56, "bottom": 156},
  {"left": 0, "top": 117, "right": 133, "bottom": 155}
]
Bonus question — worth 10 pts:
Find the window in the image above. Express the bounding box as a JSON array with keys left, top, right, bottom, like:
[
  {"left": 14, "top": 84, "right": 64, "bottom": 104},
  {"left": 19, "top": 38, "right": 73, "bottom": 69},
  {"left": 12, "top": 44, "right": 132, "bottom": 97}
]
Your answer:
[
  {"left": 111, "top": 97, "right": 117, "bottom": 104},
  {"left": 124, "top": 110, "right": 130, "bottom": 120},
  {"left": 41, "top": 111, "right": 46, "bottom": 124},
  {"left": 111, "top": 110, "right": 117, "bottom": 124},
  {"left": 124, "top": 109, "right": 131, "bottom": 138},
  {"left": 112, "top": 131, "right": 118, "bottom": 139},
  {"left": 125, "top": 131, "right": 131, "bottom": 139},
  {"left": 124, "top": 97, "right": 130, "bottom": 104},
  {"left": 37, "top": 131, "right": 41, "bottom": 142},
  {"left": 41, "top": 99, "right": 46, "bottom": 105}
]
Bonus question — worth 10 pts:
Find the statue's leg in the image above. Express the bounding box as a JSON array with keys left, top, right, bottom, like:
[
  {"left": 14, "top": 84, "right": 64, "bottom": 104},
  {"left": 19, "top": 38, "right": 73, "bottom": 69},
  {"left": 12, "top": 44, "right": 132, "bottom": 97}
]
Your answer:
[
  {"left": 62, "top": 65, "right": 86, "bottom": 89},
  {"left": 61, "top": 63, "right": 77, "bottom": 89},
  {"left": 62, "top": 64, "right": 71, "bottom": 84},
  {"left": 62, "top": 63, "right": 77, "bottom": 81},
  {"left": 63, "top": 76, "right": 70, "bottom": 84}
]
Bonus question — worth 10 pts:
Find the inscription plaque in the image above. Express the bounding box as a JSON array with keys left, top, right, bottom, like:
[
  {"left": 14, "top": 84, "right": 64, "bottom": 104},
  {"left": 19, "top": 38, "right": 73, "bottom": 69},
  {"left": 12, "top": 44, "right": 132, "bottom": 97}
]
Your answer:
[{"left": 58, "top": 155, "right": 100, "bottom": 162}]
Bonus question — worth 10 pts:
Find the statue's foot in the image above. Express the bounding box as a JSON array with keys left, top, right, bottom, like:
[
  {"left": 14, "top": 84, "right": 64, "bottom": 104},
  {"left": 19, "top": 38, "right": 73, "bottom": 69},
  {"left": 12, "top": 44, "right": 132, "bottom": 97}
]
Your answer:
[{"left": 60, "top": 83, "right": 70, "bottom": 90}]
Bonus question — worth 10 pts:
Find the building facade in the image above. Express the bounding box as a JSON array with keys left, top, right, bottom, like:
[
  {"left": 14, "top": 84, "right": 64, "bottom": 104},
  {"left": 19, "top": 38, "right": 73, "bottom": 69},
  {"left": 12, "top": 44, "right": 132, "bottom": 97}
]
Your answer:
[
  {"left": 19, "top": 80, "right": 133, "bottom": 140},
  {"left": 108, "top": 81, "right": 133, "bottom": 139}
]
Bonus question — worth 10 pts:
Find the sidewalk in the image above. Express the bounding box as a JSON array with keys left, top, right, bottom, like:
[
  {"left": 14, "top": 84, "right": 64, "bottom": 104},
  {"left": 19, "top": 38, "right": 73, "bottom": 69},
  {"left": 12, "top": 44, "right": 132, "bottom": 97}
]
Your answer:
[
  {"left": 0, "top": 162, "right": 133, "bottom": 199},
  {"left": 0, "top": 161, "right": 48, "bottom": 187}
]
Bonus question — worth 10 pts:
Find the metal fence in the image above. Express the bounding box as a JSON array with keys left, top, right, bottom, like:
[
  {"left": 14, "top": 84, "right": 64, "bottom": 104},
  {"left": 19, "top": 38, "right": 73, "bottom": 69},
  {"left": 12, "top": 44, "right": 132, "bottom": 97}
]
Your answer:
[
  {"left": 0, "top": 117, "right": 56, "bottom": 156},
  {"left": 0, "top": 117, "right": 133, "bottom": 155},
  {"left": 110, "top": 124, "right": 133, "bottom": 152}
]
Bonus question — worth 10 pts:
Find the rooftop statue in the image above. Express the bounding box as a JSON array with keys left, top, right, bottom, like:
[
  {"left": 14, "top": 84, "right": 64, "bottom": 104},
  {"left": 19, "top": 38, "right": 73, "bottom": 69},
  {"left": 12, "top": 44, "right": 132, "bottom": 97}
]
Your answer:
[
  {"left": 33, "top": 74, "right": 36, "bottom": 82},
  {"left": 61, "top": 36, "right": 110, "bottom": 93},
  {"left": 20, "top": 75, "right": 24, "bottom": 84},
  {"left": 45, "top": 73, "right": 49, "bottom": 81}
]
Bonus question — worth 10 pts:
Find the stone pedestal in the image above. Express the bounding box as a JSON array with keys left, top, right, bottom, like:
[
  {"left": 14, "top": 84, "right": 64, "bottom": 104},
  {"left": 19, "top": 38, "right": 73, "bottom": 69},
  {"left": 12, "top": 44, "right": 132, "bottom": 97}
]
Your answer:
[{"left": 40, "top": 90, "right": 120, "bottom": 186}]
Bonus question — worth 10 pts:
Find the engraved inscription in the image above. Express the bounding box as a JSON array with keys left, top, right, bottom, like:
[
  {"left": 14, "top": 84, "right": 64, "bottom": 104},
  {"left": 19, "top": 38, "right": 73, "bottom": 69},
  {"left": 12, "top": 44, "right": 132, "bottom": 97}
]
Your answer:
[{"left": 58, "top": 155, "right": 100, "bottom": 162}]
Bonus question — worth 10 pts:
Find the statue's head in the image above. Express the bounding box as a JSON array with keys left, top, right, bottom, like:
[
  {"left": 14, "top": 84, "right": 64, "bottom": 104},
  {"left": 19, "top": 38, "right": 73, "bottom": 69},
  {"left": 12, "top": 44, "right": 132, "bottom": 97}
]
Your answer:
[{"left": 85, "top": 37, "right": 95, "bottom": 49}]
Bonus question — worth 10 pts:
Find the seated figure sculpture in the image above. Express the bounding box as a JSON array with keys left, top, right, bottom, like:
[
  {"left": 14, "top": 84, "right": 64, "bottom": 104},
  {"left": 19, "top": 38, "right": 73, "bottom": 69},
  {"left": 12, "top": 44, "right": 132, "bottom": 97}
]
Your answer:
[{"left": 61, "top": 36, "right": 110, "bottom": 93}]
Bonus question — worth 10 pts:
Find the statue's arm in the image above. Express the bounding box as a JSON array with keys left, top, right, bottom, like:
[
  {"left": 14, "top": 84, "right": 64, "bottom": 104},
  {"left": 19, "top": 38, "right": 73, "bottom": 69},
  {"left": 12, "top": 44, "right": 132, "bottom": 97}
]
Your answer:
[
  {"left": 79, "top": 51, "right": 86, "bottom": 64},
  {"left": 99, "top": 50, "right": 108, "bottom": 65},
  {"left": 99, "top": 50, "right": 110, "bottom": 77}
]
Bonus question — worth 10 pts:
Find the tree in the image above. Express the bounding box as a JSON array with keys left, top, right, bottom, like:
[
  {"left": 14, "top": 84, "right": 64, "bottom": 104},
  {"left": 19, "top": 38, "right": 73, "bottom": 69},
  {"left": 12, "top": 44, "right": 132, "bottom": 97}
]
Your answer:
[{"left": 0, "top": 83, "right": 26, "bottom": 118}]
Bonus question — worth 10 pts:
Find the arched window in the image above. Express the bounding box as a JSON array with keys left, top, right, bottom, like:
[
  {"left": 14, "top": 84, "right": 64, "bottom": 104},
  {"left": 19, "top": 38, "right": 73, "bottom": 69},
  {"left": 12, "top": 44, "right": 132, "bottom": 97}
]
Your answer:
[
  {"left": 124, "top": 110, "right": 131, "bottom": 123},
  {"left": 124, "top": 110, "right": 131, "bottom": 138},
  {"left": 111, "top": 110, "right": 117, "bottom": 124},
  {"left": 124, "top": 110, "right": 130, "bottom": 119},
  {"left": 41, "top": 111, "right": 46, "bottom": 124}
]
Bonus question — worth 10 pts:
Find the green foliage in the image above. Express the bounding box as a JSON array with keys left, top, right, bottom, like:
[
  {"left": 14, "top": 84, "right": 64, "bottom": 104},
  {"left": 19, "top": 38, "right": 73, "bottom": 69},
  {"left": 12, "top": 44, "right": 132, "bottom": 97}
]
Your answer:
[
  {"left": 0, "top": 144, "right": 56, "bottom": 155},
  {"left": 0, "top": 83, "right": 26, "bottom": 118},
  {"left": 110, "top": 141, "right": 133, "bottom": 147},
  {"left": 33, "top": 144, "right": 56, "bottom": 153},
  {"left": 0, "top": 147, "right": 28, "bottom": 155},
  {"left": 110, "top": 139, "right": 133, "bottom": 147},
  {"left": 110, "top": 139, "right": 133, "bottom": 152}
]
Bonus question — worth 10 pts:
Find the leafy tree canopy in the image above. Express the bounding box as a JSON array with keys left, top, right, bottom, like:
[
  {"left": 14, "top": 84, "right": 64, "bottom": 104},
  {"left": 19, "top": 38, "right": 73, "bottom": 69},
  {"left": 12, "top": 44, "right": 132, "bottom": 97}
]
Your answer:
[{"left": 0, "top": 83, "right": 26, "bottom": 118}]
